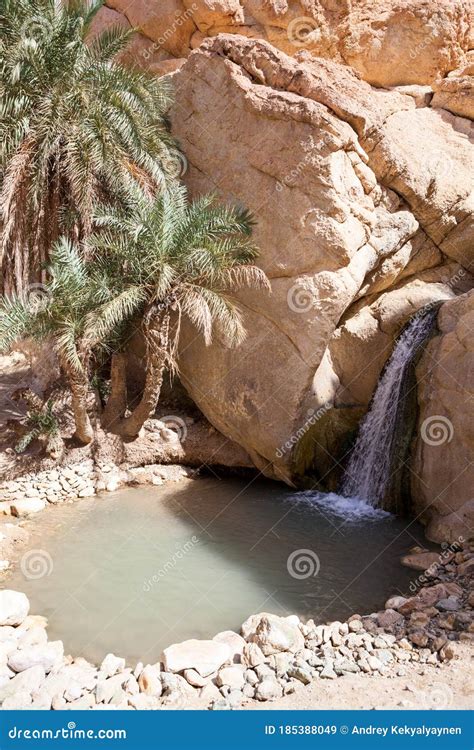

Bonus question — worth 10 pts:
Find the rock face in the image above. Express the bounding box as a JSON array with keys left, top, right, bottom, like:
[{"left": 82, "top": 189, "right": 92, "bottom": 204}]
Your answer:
[
  {"left": 412, "top": 291, "right": 474, "bottom": 542},
  {"left": 169, "top": 34, "right": 472, "bottom": 484},
  {"left": 102, "top": 0, "right": 473, "bottom": 87}
]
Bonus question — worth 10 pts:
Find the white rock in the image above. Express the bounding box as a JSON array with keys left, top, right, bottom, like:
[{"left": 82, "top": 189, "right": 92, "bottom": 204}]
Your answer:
[
  {"left": 213, "top": 630, "right": 246, "bottom": 663},
  {"left": 0, "top": 665, "right": 45, "bottom": 701},
  {"left": 0, "top": 590, "right": 29, "bottom": 626},
  {"left": 124, "top": 675, "right": 139, "bottom": 695},
  {"left": 128, "top": 693, "right": 160, "bottom": 710},
  {"left": 162, "top": 639, "right": 231, "bottom": 677},
  {"left": 183, "top": 668, "right": 208, "bottom": 688},
  {"left": 10, "top": 498, "right": 46, "bottom": 516},
  {"left": 31, "top": 690, "right": 53, "bottom": 710},
  {"left": 43, "top": 662, "right": 98, "bottom": 697},
  {"left": 255, "top": 678, "right": 282, "bottom": 701},
  {"left": 242, "top": 642, "right": 265, "bottom": 668},
  {"left": 138, "top": 664, "right": 162, "bottom": 696},
  {"left": 17, "top": 626, "right": 48, "bottom": 649},
  {"left": 2, "top": 690, "right": 33, "bottom": 709},
  {"left": 64, "top": 683, "right": 82, "bottom": 702},
  {"left": 96, "top": 672, "right": 129, "bottom": 704},
  {"left": 252, "top": 614, "right": 305, "bottom": 656},
  {"left": 64, "top": 693, "right": 96, "bottom": 709},
  {"left": 100, "top": 653, "right": 125, "bottom": 678},
  {"left": 0, "top": 626, "right": 16, "bottom": 641},
  {"left": 216, "top": 666, "right": 245, "bottom": 690},
  {"left": 8, "top": 641, "right": 64, "bottom": 674}
]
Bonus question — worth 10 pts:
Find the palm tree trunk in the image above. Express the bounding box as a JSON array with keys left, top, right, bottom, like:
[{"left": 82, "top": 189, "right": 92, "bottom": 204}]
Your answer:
[
  {"left": 101, "top": 352, "right": 128, "bottom": 429},
  {"left": 61, "top": 361, "right": 94, "bottom": 445},
  {"left": 114, "top": 311, "right": 169, "bottom": 440}
]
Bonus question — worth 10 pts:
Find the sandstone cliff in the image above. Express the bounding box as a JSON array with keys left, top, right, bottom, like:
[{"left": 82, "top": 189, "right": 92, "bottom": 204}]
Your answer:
[
  {"left": 91, "top": 2, "right": 473, "bottom": 537},
  {"left": 167, "top": 36, "right": 472, "bottom": 488}
]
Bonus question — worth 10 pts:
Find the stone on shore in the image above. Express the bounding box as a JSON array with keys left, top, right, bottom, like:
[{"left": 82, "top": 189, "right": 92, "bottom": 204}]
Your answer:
[
  {"left": 0, "top": 665, "right": 46, "bottom": 701},
  {"left": 162, "top": 639, "right": 231, "bottom": 677},
  {"left": 10, "top": 498, "right": 46, "bottom": 516},
  {"left": 138, "top": 665, "right": 162, "bottom": 696},
  {"left": 8, "top": 641, "right": 64, "bottom": 674},
  {"left": 213, "top": 631, "right": 245, "bottom": 663},
  {"left": 250, "top": 614, "right": 305, "bottom": 656},
  {"left": 100, "top": 653, "right": 125, "bottom": 678}
]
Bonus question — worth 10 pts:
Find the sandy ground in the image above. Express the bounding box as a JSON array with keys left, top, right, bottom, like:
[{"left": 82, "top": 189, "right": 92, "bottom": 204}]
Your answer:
[{"left": 245, "top": 645, "right": 474, "bottom": 710}]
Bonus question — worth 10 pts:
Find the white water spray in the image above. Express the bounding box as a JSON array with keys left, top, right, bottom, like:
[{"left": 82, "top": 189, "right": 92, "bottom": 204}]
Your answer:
[{"left": 341, "top": 307, "right": 438, "bottom": 507}]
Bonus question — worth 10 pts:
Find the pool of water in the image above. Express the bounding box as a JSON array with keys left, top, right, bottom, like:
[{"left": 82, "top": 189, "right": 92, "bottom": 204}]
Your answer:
[{"left": 7, "top": 477, "right": 426, "bottom": 665}]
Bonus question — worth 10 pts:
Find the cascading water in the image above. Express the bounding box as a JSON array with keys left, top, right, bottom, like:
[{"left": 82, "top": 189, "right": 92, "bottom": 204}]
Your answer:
[{"left": 340, "top": 306, "right": 438, "bottom": 509}]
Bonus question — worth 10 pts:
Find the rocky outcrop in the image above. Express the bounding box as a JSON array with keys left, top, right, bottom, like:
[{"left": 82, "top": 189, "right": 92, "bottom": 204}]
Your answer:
[
  {"left": 412, "top": 291, "right": 474, "bottom": 542},
  {"left": 101, "top": 0, "right": 473, "bottom": 87},
  {"left": 169, "top": 35, "right": 472, "bottom": 483}
]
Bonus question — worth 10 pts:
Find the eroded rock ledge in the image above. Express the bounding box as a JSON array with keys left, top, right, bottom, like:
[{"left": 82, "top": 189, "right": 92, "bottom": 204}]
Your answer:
[{"left": 99, "top": 0, "right": 473, "bottom": 88}]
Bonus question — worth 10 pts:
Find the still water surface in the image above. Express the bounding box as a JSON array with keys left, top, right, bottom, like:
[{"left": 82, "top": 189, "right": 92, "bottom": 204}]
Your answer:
[{"left": 8, "top": 478, "right": 425, "bottom": 664}]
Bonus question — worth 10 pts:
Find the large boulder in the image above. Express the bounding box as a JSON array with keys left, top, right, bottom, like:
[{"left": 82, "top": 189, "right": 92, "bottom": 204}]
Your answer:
[
  {"left": 170, "top": 35, "right": 472, "bottom": 483},
  {"left": 412, "top": 291, "right": 474, "bottom": 542},
  {"left": 103, "top": 0, "right": 472, "bottom": 87}
]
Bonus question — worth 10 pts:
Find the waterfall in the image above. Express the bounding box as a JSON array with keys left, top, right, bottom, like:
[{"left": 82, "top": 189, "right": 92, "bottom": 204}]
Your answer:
[{"left": 340, "top": 306, "right": 438, "bottom": 509}]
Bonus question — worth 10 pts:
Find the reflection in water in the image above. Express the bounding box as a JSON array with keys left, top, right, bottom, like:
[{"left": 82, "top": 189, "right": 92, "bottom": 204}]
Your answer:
[{"left": 7, "top": 478, "right": 425, "bottom": 664}]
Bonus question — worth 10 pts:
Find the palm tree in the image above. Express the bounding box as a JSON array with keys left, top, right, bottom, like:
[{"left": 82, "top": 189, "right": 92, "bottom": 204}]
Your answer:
[
  {"left": 0, "top": 237, "right": 113, "bottom": 443},
  {"left": 89, "top": 183, "right": 270, "bottom": 438},
  {"left": 0, "top": 0, "right": 177, "bottom": 295},
  {"left": 0, "top": 186, "right": 269, "bottom": 443}
]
